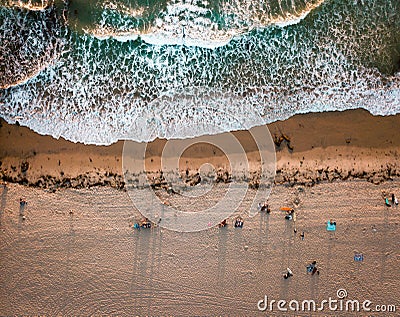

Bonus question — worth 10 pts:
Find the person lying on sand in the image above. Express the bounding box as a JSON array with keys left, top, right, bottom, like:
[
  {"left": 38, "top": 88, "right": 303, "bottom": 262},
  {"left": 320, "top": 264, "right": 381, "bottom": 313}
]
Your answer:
[
  {"left": 219, "top": 219, "right": 227, "bottom": 228},
  {"left": 384, "top": 196, "right": 391, "bottom": 207},
  {"left": 285, "top": 209, "right": 294, "bottom": 220},
  {"left": 306, "top": 261, "right": 319, "bottom": 275},
  {"left": 283, "top": 268, "right": 293, "bottom": 279}
]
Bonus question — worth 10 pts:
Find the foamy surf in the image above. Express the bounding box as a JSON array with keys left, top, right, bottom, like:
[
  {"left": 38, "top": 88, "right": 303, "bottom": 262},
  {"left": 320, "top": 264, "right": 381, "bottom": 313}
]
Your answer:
[
  {"left": 1, "top": 0, "right": 400, "bottom": 144},
  {"left": 81, "top": 0, "right": 325, "bottom": 48},
  {"left": 3, "top": 0, "right": 53, "bottom": 11}
]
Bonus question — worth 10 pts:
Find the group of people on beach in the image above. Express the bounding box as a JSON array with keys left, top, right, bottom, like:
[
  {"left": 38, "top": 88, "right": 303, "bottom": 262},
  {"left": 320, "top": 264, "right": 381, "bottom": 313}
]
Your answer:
[
  {"left": 258, "top": 201, "right": 271, "bottom": 213},
  {"left": 234, "top": 216, "right": 244, "bottom": 228},
  {"left": 219, "top": 217, "right": 243, "bottom": 228},
  {"left": 133, "top": 218, "right": 152, "bottom": 229},
  {"left": 284, "top": 261, "right": 320, "bottom": 279},
  {"left": 384, "top": 193, "right": 398, "bottom": 207},
  {"left": 19, "top": 198, "right": 27, "bottom": 206},
  {"left": 128, "top": 191, "right": 398, "bottom": 280}
]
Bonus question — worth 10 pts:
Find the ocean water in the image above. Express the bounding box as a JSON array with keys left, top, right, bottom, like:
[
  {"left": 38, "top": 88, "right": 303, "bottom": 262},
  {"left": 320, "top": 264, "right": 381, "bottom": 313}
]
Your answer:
[{"left": 0, "top": 0, "right": 399, "bottom": 144}]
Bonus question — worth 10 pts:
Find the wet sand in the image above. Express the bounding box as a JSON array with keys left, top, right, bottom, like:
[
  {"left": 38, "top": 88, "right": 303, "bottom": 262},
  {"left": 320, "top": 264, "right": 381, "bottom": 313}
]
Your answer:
[
  {"left": 1, "top": 109, "right": 400, "bottom": 189},
  {"left": 0, "top": 181, "right": 399, "bottom": 316}
]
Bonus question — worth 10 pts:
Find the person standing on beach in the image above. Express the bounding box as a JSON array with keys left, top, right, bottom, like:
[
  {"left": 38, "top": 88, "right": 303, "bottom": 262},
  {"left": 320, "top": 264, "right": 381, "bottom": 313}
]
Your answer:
[{"left": 293, "top": 211, "right": 297, "bottom": 233}]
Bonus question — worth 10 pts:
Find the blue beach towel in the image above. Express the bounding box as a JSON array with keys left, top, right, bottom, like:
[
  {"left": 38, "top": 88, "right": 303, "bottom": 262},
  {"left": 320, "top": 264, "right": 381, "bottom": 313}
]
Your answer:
[{"left": 326, "top": 221, "right": 336, "bottom": 231}]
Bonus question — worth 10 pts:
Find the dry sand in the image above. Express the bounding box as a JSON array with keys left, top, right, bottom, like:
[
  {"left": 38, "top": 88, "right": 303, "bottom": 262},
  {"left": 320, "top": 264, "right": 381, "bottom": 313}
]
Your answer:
[{"left": 0, "top": 181, "right": 399, "bottom": 316}]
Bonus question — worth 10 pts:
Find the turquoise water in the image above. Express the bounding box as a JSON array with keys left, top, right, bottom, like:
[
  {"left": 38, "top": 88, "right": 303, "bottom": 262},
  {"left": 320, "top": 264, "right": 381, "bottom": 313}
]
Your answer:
[{"left": 0, "top": 0, "right": 399, "bottom": 144}]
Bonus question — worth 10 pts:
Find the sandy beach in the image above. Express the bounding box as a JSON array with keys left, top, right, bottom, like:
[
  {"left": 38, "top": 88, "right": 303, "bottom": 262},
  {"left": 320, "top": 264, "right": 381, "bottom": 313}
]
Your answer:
[
  {"left": 1, "top": 108, "right": 400, "bottom": 316},
  {"left": 2, "top": 0, "right": 399, "bottom": 314},
  {"left": 0, "top": 181, "right": 399, "bottom": 316},
  {"left": 1, "top": 109, "right": 400, "bottom": 189}
]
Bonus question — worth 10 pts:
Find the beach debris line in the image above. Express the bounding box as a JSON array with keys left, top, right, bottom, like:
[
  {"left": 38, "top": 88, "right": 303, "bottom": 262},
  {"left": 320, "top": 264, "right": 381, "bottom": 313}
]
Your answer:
[
  {"left": 186, "top": 173, "right": 201, "bottom": 186},
  {"left": 20, "top": 161, "right": 29, "bottom": 173},
  {"left": 216, "top": 170, "right": 232, "bottom": 184},
  {"left": 273, "top": 132, "right": 294, "bottom": 151}
]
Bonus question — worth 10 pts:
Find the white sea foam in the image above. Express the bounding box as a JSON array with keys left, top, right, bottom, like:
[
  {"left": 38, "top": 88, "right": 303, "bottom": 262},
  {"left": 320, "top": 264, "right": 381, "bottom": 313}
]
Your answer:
[
  {"left": 81, "top": 0, "right": 325, "bottom": 48},
  {"left": 0, "top": 6, "right": 63, "bottom": 89},
  {"left": 1, "top": 0, "right": 400, "bottom": 144},
  {"left": 82, "top": 27, "right": 139, "bottom": 42},
  {"left": 4, "top": 0, "right": 52, "bottom": 11}
]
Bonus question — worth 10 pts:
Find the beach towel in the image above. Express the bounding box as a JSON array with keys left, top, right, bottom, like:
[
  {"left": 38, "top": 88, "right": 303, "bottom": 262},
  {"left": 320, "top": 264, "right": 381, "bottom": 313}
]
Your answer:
[{"left": 326, "top": 221, "right": 336, "bottom": 231}]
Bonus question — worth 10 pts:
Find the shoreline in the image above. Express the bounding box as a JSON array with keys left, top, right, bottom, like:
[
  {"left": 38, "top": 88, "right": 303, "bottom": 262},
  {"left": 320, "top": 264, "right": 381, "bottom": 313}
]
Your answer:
[{"left": 1, "top": 108, "right": 400, "bottom": 190}]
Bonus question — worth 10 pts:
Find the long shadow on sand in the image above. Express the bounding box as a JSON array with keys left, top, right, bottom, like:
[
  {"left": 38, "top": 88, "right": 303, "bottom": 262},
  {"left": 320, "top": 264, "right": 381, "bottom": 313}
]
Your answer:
[{"left": 0, "top": 186, "right": 8, "bottom": 227}]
